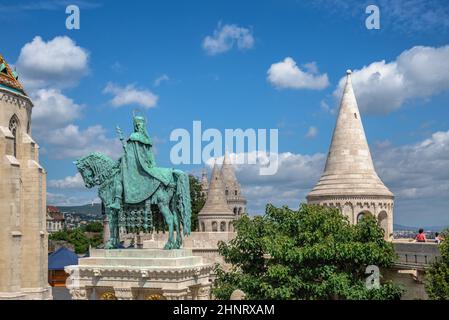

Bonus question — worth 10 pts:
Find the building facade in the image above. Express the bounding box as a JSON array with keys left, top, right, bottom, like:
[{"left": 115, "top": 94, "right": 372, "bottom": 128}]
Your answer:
[
  {"left": 307, "top": 70, "right": 394, "bottom": 239},
  {"left": 0, "top": 55, "right": 51, "bottom": 299},
  {"left": 46, "top": 206, "right": 65, "bottom": 233}
]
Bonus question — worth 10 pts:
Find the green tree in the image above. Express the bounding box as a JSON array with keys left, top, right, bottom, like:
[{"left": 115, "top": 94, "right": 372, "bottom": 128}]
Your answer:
[
  {"left": 84, "top": 221, "right": 104, "bottom": 233},
  {"left": 49, "top": 230, "right": 69, "bottom": 241},
  {"left": 189, "top": 174, "right": 206, "bottom": 231},
  {"left": 425, "top": 230, "right": 449, "bottom": 299},
  {"left": 68, "top": 228, "right": 91, "bottom": 254},
  {"left": 213, "top": 204, "right": 403, "bottom": 300}
]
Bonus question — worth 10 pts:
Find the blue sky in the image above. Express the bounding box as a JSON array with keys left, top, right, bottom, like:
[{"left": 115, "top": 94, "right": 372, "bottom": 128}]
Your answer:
[{"left": 2, "top": 0, "right": 449, "bottom": 227}]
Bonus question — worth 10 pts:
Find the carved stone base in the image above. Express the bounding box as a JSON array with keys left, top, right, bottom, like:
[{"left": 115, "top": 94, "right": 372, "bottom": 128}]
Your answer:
[{"left": 65, "top": 248, "right": 213, "bottom": 300}]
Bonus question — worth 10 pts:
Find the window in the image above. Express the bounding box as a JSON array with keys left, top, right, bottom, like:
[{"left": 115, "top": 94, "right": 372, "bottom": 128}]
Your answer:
[
  {"left": 234, "top": 190, "right": 238, "bottom": 196},
  {"left": 9, "top": 115, "right": 19, "bottom": 157}
]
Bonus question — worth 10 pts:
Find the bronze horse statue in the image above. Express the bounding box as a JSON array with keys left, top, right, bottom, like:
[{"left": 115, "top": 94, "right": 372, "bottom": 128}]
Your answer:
[{"left": 75, "top": 151, "right": 191, "bottom": 250}]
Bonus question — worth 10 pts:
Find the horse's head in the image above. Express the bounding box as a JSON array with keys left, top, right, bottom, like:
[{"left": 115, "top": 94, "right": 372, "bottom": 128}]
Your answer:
[{"left": 74, "top": 152, "right": 118, "bottom": 188}]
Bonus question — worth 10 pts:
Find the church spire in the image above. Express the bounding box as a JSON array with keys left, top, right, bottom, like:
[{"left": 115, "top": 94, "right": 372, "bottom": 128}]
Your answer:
[
  {"left": 221, "top": 151, "right": 240, "bottom": 195},
  {"left": 199, "top": 160, "right": 233, "bottom": 216},
  {"left": 307, "top": 70, "right": 393, "bottom": 199}
]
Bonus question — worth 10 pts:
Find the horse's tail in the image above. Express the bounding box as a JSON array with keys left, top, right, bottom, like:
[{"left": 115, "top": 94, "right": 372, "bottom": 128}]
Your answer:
[{"left": 173, "top": 170, "right": 192, "bottom": 236}]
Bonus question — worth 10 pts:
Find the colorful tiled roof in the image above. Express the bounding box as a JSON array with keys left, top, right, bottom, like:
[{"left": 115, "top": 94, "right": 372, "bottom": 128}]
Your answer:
[{"left": 0, "top": 54, "right": 27, "bottom": 96}]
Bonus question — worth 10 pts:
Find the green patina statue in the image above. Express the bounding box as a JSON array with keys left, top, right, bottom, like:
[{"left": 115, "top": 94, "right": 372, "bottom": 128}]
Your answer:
[{"left": 74, "top": 115, "right": 191, "bottom": 250}]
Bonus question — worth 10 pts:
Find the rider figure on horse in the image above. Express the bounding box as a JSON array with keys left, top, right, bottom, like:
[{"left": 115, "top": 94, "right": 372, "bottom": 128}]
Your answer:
[{"left": 111, "top": 115, "right": 173, "bottom": 209}]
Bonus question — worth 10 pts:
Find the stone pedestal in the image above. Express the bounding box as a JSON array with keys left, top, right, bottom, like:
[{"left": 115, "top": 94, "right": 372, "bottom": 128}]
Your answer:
[{"left": 65, "top": 248, "right": 213, "bottom": 300}]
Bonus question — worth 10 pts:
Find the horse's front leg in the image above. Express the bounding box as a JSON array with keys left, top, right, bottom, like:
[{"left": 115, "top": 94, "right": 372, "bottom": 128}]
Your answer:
[
  {"left": 173, "top": 209, "right": 182, "bottom": 249},
  {"left": 158, "top": 202, "right": 174, "bottom": 250},
  {"left": 105, "top": 208, "right": 119, "bottom": 249}
]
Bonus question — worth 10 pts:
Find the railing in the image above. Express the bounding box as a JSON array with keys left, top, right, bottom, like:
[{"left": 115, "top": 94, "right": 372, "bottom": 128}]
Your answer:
[{"left": 392, "top": 241, "right": 441, "bottom": 269}]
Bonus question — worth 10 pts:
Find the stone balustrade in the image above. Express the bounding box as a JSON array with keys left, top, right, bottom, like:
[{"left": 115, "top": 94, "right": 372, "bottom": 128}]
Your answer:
[{"left": 392, "top": 241, "right": 441, "bottom": 269}]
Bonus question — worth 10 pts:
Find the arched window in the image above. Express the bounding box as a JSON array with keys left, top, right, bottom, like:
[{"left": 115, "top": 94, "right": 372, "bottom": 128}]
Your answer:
[
  {"left": 212, "top": 221, "right": 218, "bottom": 232},
  {"left": 201, "top": 222, "right": 205, "bottom": 232},
  {"left": 234, "top": 190, "right": 238, "bottom": 196},
  {"left": 220, "top": 221, "right": 226, "bottom": 232},
  {"left": 233, "top": 207, "right": 237, "bottom": 215},
  {"left": 225, "top": 189, "right": 229, "bottom": 196},
  {"left": 357, "top": 211, "right": 372, "bottom": 224},
  {"left": 377, "top": 211, "right": 389, "bottom": 239},
  {"left": 9, "top": 115, "right": 19, "bottom": 158},
  {"left": 357, "top": 212, "right": 365, "bottom": 223}
]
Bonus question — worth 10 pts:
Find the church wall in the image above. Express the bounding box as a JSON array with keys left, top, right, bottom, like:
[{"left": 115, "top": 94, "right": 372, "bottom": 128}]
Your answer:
[{"left": 0, "top": 89, "right": 51, "bottom": 299}]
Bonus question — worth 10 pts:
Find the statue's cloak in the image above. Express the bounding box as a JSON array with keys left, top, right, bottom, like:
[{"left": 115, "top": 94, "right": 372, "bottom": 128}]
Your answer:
[{"left": 121, "top": 133, "right": 172, "bottom": 204}]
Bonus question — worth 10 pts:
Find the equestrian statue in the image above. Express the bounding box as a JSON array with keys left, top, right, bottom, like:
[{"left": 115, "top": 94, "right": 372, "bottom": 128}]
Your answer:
[{"left": 74, "top": 114, "right": 191, "bottom": 250}]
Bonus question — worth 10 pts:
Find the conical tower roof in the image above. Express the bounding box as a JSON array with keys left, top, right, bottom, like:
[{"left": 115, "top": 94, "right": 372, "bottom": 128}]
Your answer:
[
  {"left": 221, "top": 152, "right": 240, "bottom": 191},
  {"left": 0, "top": 55, "right": 27, "bottom": 96},
  {"left": 307, "top": 70, "right": 393, "bottom": 200},
  {"left": 199, "top": 161, "right": 234, "bottom": 216}
]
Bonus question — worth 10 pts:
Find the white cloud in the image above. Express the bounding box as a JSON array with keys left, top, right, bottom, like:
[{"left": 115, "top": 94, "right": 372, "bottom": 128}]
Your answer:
[
  {"left": 267, "top": 57, "right": 329, "bottom": 90},
  {"left": 305, "top": 126, "right": 318, "bottom": 138},
  {"left": 333, "top": 45, "right": 449, "bottom": 114},
  {"left": 103, "top": 83, "right": 159, "bottom": 109},
  {"left": 203, "top": 23, "right": 254, "bottom": 55},
  {"left": 47, "top": 191, "right": 99, "bottom": 207},
  {"left": 48, "top": 173, "right": 85, "bottom": 189},
  {"left": 16, "top": 36, "right": 89, "bottom": 89},
  {"left": 373, "top": 130, "right": 449, "bottom": 226},
  {"left": 154, "top": 74, "right": 169, "bottom": 87},
  {"left": 41, "top": 124, "right": 122, "bottom": 159},
  {"left": 31, "top": 88, "right": 83, "bottom": 132}
]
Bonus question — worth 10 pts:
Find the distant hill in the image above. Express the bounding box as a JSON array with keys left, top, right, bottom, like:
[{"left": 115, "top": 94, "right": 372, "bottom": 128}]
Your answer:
[
  {"left": 57, "top": 203, "right": 102, "bottom": 216},
  {"left": 394, "top": 224, "right": 449, "bottom": 232}
]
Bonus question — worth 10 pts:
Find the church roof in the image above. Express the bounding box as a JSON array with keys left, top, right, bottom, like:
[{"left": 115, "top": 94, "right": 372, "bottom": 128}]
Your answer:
[
  {"left": 307, "top": 70, "right": 393, "bottom": 200},
  {"left": 0, "top": 55, "right": 27, "bottom": 96},
  {"left": 48, "top": 247, "right": 78, "bottom": 271},
  {"left": 199, "top": 161, "right": 234, "bottom": 216}
]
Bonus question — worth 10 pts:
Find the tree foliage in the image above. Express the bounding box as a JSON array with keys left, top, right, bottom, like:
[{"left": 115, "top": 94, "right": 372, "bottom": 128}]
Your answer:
[
  {"left": 426, "top": 229, "right": 449, "bottom": 299},
  {"left": 83, "top": 221, "right": 103, "bottom": 233},
  {"left": 49, "top": 225, "right": 103, "bottom": 254},
  {"left": 213, "top": 204, "right": 403, "bottom": 300},
  {"left": 189, "top": 174, "right": 206, "bottom": 231}
]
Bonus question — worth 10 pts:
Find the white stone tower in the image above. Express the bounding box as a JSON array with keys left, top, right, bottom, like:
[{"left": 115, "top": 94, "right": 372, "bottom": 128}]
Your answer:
[
  {"left": 0, "top": 55, "right": 51, "bottom": 299},
  {"left": 198, "top": 161, "right": 235, "bottom": 232},
  {"left": 307, "top": 70, "right": 394, "bottom": 239},
  {"left": 200, "top": 169, "right": 209, "bottom": 198},
  {"left": 221, "top": 152, "right": 247, "bottom": 217}
]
